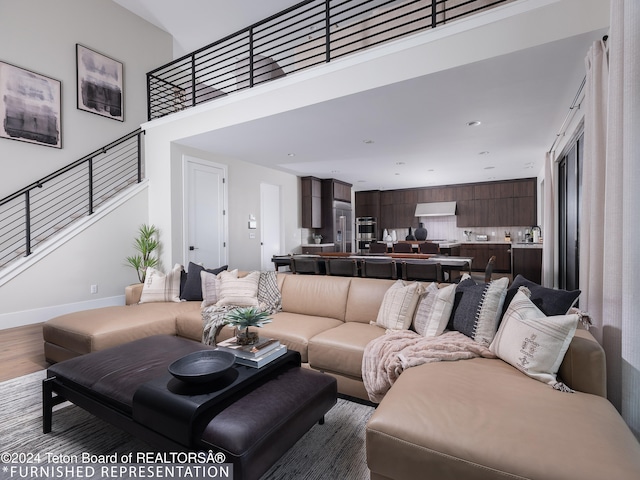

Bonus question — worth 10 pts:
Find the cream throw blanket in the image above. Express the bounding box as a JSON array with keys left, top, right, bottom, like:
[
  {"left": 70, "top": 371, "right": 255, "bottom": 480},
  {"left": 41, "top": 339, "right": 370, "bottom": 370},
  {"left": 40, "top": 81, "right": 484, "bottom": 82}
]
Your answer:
[{"left": 362, "top": 330, "right": 496, "bottom": 403}]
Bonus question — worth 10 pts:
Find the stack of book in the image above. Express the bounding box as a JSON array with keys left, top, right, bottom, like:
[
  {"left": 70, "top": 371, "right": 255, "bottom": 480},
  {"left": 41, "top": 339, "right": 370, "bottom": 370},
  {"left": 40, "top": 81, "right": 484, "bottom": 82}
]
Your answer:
[{"left": 216, "top": 336, "right": 286, "bottom": 368}]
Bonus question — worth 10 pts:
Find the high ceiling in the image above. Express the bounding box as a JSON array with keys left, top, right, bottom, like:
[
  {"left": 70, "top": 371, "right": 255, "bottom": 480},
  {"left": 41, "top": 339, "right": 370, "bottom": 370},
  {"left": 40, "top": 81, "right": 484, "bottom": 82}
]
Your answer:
[{"left": 113, "top": 0, "right": 608, "bottom": 191}]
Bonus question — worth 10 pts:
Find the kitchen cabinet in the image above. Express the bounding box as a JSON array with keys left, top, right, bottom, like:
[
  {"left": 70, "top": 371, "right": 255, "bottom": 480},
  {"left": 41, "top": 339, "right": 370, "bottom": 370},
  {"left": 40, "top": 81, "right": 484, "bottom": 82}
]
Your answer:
[
  {"left": 512, "top": 246, "right": 542, "bottom": 283},
  {"left": 354, "top": 178, "right": 537, "bottom": 230},
  {"left": 301, "top": 176, "right": 322, "bottom": 228},
  {"left": 459, "top": 243, "right": 511, "bottom": 273}
]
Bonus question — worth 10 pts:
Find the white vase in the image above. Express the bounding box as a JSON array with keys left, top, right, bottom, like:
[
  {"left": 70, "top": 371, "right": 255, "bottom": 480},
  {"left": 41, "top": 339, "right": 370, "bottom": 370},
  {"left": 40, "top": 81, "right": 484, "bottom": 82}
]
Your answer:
[
  {"left": 391, "top": 230, "right": 397, "bottom": 241},
  {"left": 383, "top": 229, "right": 388, "bottom": 240}
]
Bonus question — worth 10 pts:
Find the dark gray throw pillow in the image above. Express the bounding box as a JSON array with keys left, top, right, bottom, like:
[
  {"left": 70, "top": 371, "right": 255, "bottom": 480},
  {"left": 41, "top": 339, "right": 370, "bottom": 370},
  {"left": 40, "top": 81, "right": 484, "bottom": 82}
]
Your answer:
[
  {"left": 449, "top": 276, "right": 509, "bottom": 346},
  {"left": 502, "top": 275, "right": 580, "bottom": 317},
  {"left": 180, "top": 262, "right": 228, "bottom": 301}
]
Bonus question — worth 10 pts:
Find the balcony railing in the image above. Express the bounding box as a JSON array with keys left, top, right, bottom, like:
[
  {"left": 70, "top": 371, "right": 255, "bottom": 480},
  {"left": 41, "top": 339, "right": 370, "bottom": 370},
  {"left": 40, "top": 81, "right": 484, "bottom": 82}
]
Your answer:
[
  {"left": 0, "top": 129, "right": 144, "bottom": 269},
  {"left": 147, "top": 0, "right": 511, "bottom": 120}
]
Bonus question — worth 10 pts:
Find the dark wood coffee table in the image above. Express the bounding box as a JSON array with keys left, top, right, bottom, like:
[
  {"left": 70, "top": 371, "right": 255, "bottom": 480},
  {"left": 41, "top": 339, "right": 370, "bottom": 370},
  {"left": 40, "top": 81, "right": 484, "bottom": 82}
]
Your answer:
[{"left": 43, "top": 335, "right": 337, "bottom": 480}]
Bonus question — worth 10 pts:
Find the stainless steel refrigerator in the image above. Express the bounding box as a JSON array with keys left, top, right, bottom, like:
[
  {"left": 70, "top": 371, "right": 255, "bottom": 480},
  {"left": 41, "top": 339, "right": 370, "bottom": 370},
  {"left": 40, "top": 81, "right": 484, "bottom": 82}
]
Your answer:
[{"left": 334, "top": 200, "right": 352, "bottom": 253}]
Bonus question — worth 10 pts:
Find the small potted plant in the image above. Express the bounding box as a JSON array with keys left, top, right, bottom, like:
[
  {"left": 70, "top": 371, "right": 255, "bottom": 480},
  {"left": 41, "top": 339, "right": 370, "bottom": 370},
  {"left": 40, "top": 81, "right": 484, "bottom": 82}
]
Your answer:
[
  {"left": 126, "top": 224, "right": 159, "bottom": 283},
  {"left": 313, "top": 234, "right": 323, "bottom": 244},
  {"left": 224, "top": 307, "right": 273, "bottom": 345}
]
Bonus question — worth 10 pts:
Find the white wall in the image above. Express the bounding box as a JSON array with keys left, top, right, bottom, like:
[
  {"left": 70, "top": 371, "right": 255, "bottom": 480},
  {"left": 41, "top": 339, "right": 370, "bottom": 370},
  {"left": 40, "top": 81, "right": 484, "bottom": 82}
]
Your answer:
[
  {"left": 0, "top": 188, "right": 149, "bottom": 328},
  {"left": 0, "top": 0, "right": 173, "bottom": 328},
  {"left": 0, "top": 0, "right": 173, "bottom": 198}
]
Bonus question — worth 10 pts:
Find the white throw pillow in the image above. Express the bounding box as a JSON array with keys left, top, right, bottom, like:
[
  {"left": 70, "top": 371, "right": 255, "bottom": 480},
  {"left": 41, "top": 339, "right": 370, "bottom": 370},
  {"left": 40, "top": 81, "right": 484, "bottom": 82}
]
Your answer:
[
  {"left": 201, "top": 269, "right": 237, "bottom": 308},
  {"left": 138, "top": 263, "right": 183, "bottom": 303},
  {"left": 412, "top": 283, "right": 456, "bottom": 337},
  {"left": 216, "top": 270, "right": 260, "bottom": 307},
  {"left": 376, "top": 280, "right": 423, "bottom": 330},
  {"left": 490, "top": 289, "right": 579, "bottom": 388}
]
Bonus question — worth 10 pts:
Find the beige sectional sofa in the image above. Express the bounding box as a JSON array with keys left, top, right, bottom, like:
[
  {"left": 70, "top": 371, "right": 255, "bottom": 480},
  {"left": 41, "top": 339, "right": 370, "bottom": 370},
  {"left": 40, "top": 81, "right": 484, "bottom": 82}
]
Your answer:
[{"left": 43, "top": 272, "right": 640, "bottom": 479}]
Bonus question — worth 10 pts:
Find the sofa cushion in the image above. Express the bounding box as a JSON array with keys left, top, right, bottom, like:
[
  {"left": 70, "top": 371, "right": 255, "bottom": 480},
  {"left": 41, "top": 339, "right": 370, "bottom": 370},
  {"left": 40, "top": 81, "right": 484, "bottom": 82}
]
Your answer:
[
  {"left": 308, "top": 322, "right": 386, "bottom": 379},
  {"left": 254, "top": 311, "right": 343, "bottom": 363},
  {"left": 450, "top": 276, "right": 509, "bottom": 346},
  {"left": 42, "top": 302, "right": 199, "bottom": 355},
  {"left": 490, "top": 289, "right": 579, "bottom": 388},
  {"left": 344, "top": 277, "right": 397, "bottom": 323},
  {"left": 503, "top": 274, "right": 581, "bottom": 316},
  {"left": 412, "top": 283, "right": 456, "bottom": 337},
  {"left": 280, "top": 274, "right": 351, "bottom": 321},
  {"left": 366, "top": 357, "right": 640, "bottom": 480},
  {"left": 376, "top": 280, "right": 423, "bottom": 330},
  {"left": 175, "top": 307, "right": 205, "bottom": 341},
  {"left": 138, "top": 264, "right": 183, "bottom": 303}
]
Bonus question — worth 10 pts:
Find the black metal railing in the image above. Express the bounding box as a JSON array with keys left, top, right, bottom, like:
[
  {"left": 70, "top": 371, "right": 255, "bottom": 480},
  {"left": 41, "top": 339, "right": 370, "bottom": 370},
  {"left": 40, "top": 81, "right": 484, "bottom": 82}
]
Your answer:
[
  {"left": 147, "top": 0, "right": 512, "bottom": 120},
  {"left": 0, "top": 129, "right": 144, "bottom": 269}
]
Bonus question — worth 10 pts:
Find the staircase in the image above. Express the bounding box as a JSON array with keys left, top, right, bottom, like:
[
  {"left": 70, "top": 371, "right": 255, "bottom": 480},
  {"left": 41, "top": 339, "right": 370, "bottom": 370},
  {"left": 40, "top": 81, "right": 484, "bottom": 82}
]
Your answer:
[{"left": 0, "top": 129, "right": 144, "bottom": 272}]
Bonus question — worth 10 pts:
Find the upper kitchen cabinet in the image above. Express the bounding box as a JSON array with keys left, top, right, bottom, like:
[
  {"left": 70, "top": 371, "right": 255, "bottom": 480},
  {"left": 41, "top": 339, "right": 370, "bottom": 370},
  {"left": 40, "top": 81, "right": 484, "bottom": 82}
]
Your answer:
[
  {"left": 355, "top": 190, "right": 380, "bottom": 219},
  {"left": 301, "top": 176, "right": 322, "bottom": 228},
  {"left": 326, "top": 179, "right": 352, "bottom": 203}
]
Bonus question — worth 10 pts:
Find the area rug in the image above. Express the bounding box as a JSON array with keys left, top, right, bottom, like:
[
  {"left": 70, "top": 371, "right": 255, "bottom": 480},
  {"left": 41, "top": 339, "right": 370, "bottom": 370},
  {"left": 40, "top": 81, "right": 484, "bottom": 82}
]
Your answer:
[{"left": 0, "top": 371, "right": 375, "bottom": 479}]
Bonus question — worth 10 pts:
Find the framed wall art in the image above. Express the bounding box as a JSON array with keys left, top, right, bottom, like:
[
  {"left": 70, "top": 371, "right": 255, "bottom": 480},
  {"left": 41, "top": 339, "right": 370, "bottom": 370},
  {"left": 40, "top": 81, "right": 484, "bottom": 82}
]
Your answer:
[
  {"left": 0, "top": 61, "right": 62, "bottom": 148},
  {"left": 76, "top": 44, "right": 124, "bottom": 121}
]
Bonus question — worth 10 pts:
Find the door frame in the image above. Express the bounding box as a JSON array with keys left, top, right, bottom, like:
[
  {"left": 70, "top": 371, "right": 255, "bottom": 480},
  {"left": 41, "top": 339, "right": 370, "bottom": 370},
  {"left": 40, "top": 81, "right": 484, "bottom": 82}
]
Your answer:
[
  {"left": 181, "top": 155, "right": 228, "bottom": 267},
  {"left": 260, "top": 182, "right": 283, "bottom": 271}
]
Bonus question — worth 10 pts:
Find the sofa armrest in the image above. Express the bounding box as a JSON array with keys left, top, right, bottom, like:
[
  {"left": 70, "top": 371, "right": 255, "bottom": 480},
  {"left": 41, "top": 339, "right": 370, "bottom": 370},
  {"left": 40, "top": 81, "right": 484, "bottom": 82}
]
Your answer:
[
  {"left": 558, "top": 328, "right": 606, "bottom": 397},
  {"left": 125, "top": 284, "right": 144, "bottom": 305}
]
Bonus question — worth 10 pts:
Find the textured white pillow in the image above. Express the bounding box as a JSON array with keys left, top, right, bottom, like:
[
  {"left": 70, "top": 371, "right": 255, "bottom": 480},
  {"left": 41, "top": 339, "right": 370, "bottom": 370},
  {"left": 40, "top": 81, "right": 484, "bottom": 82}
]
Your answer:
[
  {"left": 490, "top": 289, "right": 579, "bottom": 388},
  {"left": 201, "top": 269, "right": 237, "bottom": 308},
  {"left": 412, "top": 283, "right": 456, "bottom": 337},
  {"left": 138, "top": 264, "right": 183, "bottom": 303},
  {"left": 376, "top": 280, "right": 423, "bottom": 330},
  {"left": 216, "top": 270, "right": 260, "bottom": 307}
]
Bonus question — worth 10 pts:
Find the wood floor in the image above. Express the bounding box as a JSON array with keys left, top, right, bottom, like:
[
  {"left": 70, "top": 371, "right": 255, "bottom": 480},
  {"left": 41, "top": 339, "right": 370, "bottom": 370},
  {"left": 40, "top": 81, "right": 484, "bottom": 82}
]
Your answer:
[{"left": 0, "top": 323, "right": 49, "bottom": 382}]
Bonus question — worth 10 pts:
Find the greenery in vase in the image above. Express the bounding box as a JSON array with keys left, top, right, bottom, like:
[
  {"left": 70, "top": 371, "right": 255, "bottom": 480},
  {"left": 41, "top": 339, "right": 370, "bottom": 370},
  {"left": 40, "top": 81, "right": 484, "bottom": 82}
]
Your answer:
[
  {"left": 224, "top": 307, "right": 272, "bottom": 332},
  {"left": 125, "top": 224, "right": 160, "bottom": 283}
]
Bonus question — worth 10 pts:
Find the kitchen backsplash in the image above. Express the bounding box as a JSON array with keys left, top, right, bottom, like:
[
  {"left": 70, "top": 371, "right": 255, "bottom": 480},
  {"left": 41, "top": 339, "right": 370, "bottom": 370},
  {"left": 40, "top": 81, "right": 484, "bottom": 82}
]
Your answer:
[{"left": 383, "top": 216, "right": 533, "bottom": 242}]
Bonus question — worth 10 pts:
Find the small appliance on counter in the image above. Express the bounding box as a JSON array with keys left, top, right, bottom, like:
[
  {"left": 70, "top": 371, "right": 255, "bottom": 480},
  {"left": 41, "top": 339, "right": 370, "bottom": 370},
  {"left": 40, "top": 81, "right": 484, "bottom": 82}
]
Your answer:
[{"left": 475, "top": 234, "right": 488, "bottom": 241}]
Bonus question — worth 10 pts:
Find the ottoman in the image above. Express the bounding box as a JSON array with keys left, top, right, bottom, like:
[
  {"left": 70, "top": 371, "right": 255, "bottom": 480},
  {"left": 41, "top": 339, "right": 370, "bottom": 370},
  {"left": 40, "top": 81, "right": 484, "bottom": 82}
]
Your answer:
[{"left": 43, "top": 335, "right": 337, "bottom": 480}]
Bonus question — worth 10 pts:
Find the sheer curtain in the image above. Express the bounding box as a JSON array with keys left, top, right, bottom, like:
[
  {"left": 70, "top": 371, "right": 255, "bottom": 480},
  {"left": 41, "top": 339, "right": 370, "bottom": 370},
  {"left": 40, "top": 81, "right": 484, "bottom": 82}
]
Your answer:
[{"left": 580, "top": 0, "right": 640, "bottom": 439}]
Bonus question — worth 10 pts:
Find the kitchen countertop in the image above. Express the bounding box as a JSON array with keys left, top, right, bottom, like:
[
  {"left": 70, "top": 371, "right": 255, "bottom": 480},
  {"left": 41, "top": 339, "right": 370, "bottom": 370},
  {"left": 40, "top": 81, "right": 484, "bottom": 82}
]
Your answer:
[
  {"left": 511, "top": 242, "right": 544, "bottom": 249},
  {"left": 301, "top": 243, "right": 335, "bottom": 247}
]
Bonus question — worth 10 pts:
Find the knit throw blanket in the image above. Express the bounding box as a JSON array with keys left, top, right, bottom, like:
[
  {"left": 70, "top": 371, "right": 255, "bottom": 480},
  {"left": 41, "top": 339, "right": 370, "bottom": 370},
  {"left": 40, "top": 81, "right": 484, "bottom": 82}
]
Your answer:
[
  {"left": 362, "top": 330, "right": 496, "bottom": 403},
  {"left": 202, "top": 271, "right": 282, "bottom": 346}
]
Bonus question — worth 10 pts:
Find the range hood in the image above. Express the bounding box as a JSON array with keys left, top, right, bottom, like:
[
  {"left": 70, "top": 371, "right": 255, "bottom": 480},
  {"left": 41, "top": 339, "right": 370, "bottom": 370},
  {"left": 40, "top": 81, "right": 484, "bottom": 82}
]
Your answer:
[{"left": 414, "top": 201, "right": 457, "bottom": 217}]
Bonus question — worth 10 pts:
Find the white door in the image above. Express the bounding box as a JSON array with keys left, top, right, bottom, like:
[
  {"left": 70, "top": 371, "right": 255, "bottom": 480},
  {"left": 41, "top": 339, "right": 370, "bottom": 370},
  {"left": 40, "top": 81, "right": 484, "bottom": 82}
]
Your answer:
[
  {"left": 183, "top": 156, "right": 227, "bottom": 268},
  {"left": 260, "top": 183, "right": 281, "bottom": 271}
]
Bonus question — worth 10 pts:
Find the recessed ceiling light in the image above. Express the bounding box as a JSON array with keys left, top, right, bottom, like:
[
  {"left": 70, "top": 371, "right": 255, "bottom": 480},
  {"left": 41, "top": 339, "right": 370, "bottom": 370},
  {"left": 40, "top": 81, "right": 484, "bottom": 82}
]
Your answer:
[
  {"left": 331, "top": 170, "right": 340, "bottom": 174},
  {"left": 427, "top": 169, "right": 435, "bottom": 172},
  {"left": 357, "top": 180, "right": 366, "bottom": 183},
  {"left": 394, "top": 173, "right": 400, "bottom": 176},
  {"left": 467, "top": 121, "right": 482, "bottom": 127},
  {"left": 479, "top": 151, "right": 490, "bottom": 155},
  {"left": 363, "top": 139, "right": 374, "bottom": 144},
  {"left": 395, "top": 161, "right": 405, "bottom": 165},
  {"left": 287, "top": 153, "right": 295, "bottom": 157},
  {"left": 484, "top": 166, "right": 495, "bottom": 170}
]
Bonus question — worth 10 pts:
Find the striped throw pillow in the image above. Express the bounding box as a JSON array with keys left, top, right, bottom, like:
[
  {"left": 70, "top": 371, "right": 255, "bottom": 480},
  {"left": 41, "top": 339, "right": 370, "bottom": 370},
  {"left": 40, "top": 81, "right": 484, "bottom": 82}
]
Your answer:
[{"left": 217, "top": 270, "right": 260, "bottom": 307}]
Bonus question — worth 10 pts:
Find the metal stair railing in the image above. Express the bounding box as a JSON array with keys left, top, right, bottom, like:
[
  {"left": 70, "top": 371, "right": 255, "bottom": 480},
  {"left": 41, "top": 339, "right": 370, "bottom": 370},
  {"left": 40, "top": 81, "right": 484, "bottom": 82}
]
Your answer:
[
  {"left": 147, "top": 0, "right": 512, "bottom": 120},
  {"left": 0, "top": 128, "right": 144, "bottom": 269}
]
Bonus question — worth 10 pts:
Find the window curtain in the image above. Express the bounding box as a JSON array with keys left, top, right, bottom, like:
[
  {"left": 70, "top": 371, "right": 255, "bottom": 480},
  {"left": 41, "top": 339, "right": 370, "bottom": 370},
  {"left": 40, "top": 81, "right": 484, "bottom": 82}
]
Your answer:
[
  {"left": 580, "top": 0, "right": 640, "bottom": 439},
  {"left": 541, "top": 151, "right": 555, "bottom": 288}
]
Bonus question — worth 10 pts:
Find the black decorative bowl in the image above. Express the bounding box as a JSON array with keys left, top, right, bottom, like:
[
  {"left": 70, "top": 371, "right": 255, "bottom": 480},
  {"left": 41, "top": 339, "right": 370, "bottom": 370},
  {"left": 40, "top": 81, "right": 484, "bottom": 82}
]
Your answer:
[{"left": 168, "top": 350, "right": 236, "bottom": 383}]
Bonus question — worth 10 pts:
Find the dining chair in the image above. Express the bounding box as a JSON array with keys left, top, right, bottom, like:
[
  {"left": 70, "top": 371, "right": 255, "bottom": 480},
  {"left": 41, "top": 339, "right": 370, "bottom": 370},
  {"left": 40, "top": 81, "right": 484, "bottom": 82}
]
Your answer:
[
  {"left": 401, "top": 261, "right": 443, "bottom": 283},
  {"left": 360, "top": 259, "right": 397, "bottom": 279},
  {"left": 392, "top": 242, "right": 413, "bottom": 253},
  {"left": 368, "top": 242, "right": 388, "bottom": 254},
  {"left": 325, "top": 258, "right": 359, "bottom": 277},
  {"left": 418, "top": 242, "right": 440, "bottom": 254},
  {"left": 290, "top": 257, "right": 324, "bottom": 274}
]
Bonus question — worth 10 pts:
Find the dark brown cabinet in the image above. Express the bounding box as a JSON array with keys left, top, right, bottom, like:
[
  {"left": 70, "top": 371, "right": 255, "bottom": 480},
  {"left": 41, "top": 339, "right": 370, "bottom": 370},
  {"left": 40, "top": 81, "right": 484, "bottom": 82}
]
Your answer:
[
  {"left": 512, "top": 247, "right": 543, "bottom": 283},
  {"left": 354, "top": 178, "right": 538, "bottom": 230},
  {"left": 301, "top": 176, "right": 322, "bottom": 228},
  {"left": 459, "top": 243, "right": 511, "bottom": 273}
]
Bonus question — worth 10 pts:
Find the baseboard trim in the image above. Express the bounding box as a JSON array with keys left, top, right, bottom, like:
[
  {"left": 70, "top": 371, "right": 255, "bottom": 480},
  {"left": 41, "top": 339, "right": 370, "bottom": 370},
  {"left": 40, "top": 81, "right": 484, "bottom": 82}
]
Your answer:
[{"left": 0, "top": 295, "right": 125, "bottom": 330}]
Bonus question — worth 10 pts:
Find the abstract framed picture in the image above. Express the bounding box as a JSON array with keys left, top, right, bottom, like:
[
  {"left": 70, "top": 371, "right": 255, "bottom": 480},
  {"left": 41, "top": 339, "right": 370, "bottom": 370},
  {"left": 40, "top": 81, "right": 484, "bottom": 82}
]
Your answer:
[
  {"left": 76, "top": 44, "right": 123, "bottom": 121},
  {"left": 0, "top": 61, "right": 62, "bottom": 148}
]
